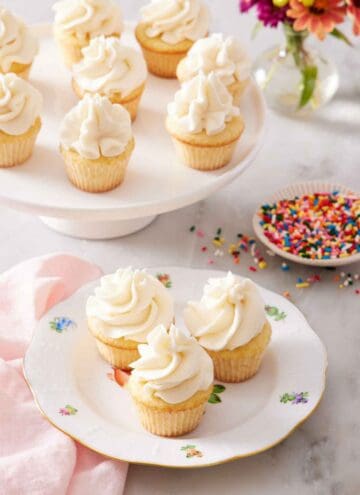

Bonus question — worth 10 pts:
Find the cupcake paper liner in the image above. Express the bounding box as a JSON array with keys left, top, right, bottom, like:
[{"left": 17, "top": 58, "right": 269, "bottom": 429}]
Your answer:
[
  {"left": 208, "top": 351, "right": 265, "bottom": 382},
  {"left": 119, "top": 88, "right": 144, "bottom": 121},
  {"left": 62, "top": 138, "right": 134, "bottom": 193},
  {"left": 170, "top": 136, "right": 239, "bottom": 171},
  {"left": 55, "top": 33, "right": 84, "bottom": 68},
  {"left": 94, "top": 337, "right": 140, "bottom": 370},
  {"left": 207, "top": 322, "right": 272, "bottom": 383},
  {"left": 0, "top": 118, "right": 41, "bottom": 168},
  {"left": 133, "top": 399, "right": 207, "bottom": 437},
  {"left": 140, "top": 46, "right": 186, "bottom": 79}
]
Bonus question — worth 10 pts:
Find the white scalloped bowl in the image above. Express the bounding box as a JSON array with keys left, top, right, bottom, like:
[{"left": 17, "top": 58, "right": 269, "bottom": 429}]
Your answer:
[{"left": 253, "top": 181, "right": 360, "bottom": 267}]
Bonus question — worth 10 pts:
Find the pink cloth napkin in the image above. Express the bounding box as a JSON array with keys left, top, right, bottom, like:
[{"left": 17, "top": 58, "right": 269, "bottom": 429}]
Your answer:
[{"left": 0, "top": 254, "right": 128, "bottom": 495}]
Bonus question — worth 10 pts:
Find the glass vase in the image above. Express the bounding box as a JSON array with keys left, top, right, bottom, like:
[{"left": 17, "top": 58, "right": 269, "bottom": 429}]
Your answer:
[{"left": 253, "top": 24, "right": 339, "bottom": 116}]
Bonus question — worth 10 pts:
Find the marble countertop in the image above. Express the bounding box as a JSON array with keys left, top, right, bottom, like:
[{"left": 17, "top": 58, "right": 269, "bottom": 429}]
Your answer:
[{"left": 2, "top": 1, "right": 360, "bottom": 494}]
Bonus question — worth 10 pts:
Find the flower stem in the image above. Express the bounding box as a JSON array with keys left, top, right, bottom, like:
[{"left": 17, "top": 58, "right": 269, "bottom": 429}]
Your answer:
[{"left": 284, "top": 24, "right": 318, "bottom": 108}]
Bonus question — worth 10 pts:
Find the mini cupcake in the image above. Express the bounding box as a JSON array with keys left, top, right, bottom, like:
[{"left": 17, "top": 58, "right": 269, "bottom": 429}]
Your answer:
[
  {"left": 184, "top": 272, "right": 271, "bottom": 383},
  {"left": 166, "top": 72, "right": 245, "bottom": 170},
  {"left": 135, "top": 0, "right": 209, "bottom": 78},
  {"left": 86, "top": 267, "right": 174, "bottom": 369},
  {"left": 0, "top": 73, "right": 42, "bottom": 168},
  {"left": 59, "top": 94, "right": 134, "bottom": 192},
  {"left": 53, "top": 0, "right": 123, "bottom": 68},
  {"left": 0, "top": 8, "right": 38, "bottom": 79},
  {"left": 72, "top": 36, "right": 147, "bottom": 121},
  {"left": 128, "top": 324, "right": 213, "bottom": 437},
  {"left": 177, "top": 33, "right": 251, "bottom": 105}
]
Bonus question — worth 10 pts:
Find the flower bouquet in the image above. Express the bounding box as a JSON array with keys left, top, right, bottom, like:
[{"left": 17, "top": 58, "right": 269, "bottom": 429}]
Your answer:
[{"left": 240, "top": 0, "right": 360, "bottom": 112}]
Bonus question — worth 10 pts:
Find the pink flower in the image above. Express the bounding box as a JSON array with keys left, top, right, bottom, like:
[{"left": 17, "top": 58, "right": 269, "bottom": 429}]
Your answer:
[
  {"left": 287, "top": 0, "right": 346, "bottom": 40},
  {"left": 347, "top": 0, "right": 360, "bottom": 35}
]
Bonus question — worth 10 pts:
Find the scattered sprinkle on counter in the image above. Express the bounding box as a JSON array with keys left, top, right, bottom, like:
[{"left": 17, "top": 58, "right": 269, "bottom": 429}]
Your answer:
[
  {"left": 258, "top": 192, "right": 360, "bottom": 260},
  {"left": 187, "top": 224, "right": 359, "bottom": 295}
]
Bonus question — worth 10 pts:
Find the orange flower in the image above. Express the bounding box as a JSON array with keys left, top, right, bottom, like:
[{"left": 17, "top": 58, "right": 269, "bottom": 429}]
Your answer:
[
  {"left": 287, "top": 0, "right": 346, "bottom": 40},
  {"left": 347, "top": 0, "right": 360, "bottom": 35}
]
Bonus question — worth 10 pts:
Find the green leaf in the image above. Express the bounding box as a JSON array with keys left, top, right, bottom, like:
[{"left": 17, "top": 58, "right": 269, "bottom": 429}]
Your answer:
[
  {"left": 299, "top": 66, "right": 318, "bottom": 109},
  {"left": 251, "top": 21, "right": 263, "bottom": 40},
  {"left": 280, "top": 392, "right": 297, "bottom": 403},
  {"left": 330, "top": 28, "right": 353, "bottom": 47},
  {"left": 208, "top": 393, "right": 221, "bottom": 404},
  {"left": 265, "top": 306, "right": 277, "bottom": 316},
  {"left": 213, "top": 384, "right": 226, "bottom": 394},
  {"left": 181, "top": 445, "right": 195, "bottom": 450},
  {"left": 65, "top": 405, "right": 77, "bottom": 414}
]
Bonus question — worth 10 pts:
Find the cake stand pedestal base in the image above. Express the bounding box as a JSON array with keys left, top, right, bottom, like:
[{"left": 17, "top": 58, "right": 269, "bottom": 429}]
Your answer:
[{"left": 39, "top": 215, "right": 157, "bottom": 240}]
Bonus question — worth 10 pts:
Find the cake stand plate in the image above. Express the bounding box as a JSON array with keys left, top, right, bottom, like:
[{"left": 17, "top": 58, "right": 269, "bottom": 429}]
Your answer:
[
  {"left": 40, "top": 215, "right": 157, "bottom": 239},
  {"left": 24, "top": 267, "right": 327, "bottom": 468},
  {"left": 0, "top": 24, "right": 266, "bottom": 239}
]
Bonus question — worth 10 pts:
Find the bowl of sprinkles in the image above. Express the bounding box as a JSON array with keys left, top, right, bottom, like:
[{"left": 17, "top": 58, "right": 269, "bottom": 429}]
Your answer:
[{"left": 253, "top": 181, "right": 360, "bottom": 267}]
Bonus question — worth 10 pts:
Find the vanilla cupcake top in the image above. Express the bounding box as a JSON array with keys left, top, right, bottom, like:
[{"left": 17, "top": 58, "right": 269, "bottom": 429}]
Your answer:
[
  {"left": 167, "top": 72, "right": 240, "bottom": 136},
  {"left": 0, "top": 73, "right": 42, "bottom": 136},
  {"left": 0, "top": 8, "right": 38, "bottom": 72},
  {"left": 73, "top": 36, "right": 147, "bottom": 98},
  {"left": 86, "top": 268, "right": 174, "bottom": 343},
  {"left": 53, "top": 0, "right": 123, "bottom": 40},
  {"left": 178, "top": 33, "right": 251, "bottom": 86},
  {"left": 130, "top": 324, "right": 213, "bottom": 404},
  {"left": 60, "top": 94, "right": 132, "bottom": 159},
  {"left": 140, "top": 0, "right": 209, "bottom": 45},
  {"left": 184, "top": 272, "right": 267, "bottom": 351}
]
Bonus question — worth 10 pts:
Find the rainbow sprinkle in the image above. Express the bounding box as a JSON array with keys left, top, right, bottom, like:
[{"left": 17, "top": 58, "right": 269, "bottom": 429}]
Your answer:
[
  {"left": 189, "top": 225, "right": 360, "bottom": 295},
  {"left": 258, "top": 192, "right": 360, "bottom": 260}
]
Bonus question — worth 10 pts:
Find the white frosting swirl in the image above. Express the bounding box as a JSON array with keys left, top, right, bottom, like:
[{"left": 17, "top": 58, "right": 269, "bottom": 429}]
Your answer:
[
  {"left": 53, "top": 0, "right": 123, "bottom": 39},
  {"left": 167, "top": 72, "right": 240, "bottom": 136},
  {"left": 86, "top": 268, "right": 174, "bottom": 343},
  {"left": 130, "top": 324, "right": 213, "bottom": 404},
  {"left": 184, "top": 273, "right": 267, "bottom": 351},
  {"left": 0, "top": 73, "right": 42, "bottom": 135},
  {"left": 0, "top": 8, "right": 38, "bottom": 72},
  {"left": 178, "top": 33, "right": 251, "bottom": 85},
  {"left": 60, "top": 93, "right": 132, "bottom": 159},
  {"left": 140, "top": 0, "right": 209, "bottom": 45},
  {"left": 73, "top": 36, "right": 147, "bottom": 98}
]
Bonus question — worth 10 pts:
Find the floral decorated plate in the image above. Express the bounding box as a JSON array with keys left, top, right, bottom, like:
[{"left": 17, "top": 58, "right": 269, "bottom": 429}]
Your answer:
[
  {"left": 24, "top": 267, "right": 327, "bottom": 468},
  {"left": 253, "top": 181, "right": 359, "bottom": 267}
]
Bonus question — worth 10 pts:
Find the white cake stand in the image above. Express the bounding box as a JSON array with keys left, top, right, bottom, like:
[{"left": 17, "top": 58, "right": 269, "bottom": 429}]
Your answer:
[{"left": 0, "top": 24, "right": 266, "bottom": 239}]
